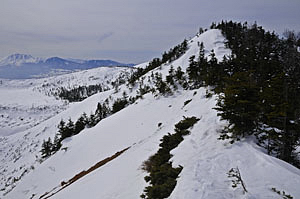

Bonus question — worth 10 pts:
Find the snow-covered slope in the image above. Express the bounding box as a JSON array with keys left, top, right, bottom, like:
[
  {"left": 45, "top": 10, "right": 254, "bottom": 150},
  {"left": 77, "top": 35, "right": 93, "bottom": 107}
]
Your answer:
[
  {"left": 0, "top": 66, "right": 134, "bottom": 195},
  {"left": 0, "top": 66, "right": 133, "bottom": 137},
  {"left": 2, "top": 29, "right": 300, "bottom": 199}
]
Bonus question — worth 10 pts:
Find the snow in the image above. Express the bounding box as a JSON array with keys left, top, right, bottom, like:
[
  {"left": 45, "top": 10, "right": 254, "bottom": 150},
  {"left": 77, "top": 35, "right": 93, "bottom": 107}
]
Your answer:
[
  {"left": 1, "top": 29, "right": 299, "bottom": 199},
  {"left": 0, "top": 88, "right": 64, "bottom": 136},
  {"left": 0, "top": 66, "right": 133, "bottom": 136},
  {"left": 170, "top": 94, "right": 300, "bottom": 198},
  {"left": 0, "top": 66, "right": 134, "bottom": 195},
  {"left": 134, "top": 61, "right": 149, "bottom": 69},
  {"left": 171, "top": 29, "right": 231, "bottom": 72},
  {"left": 0, "top": 85, "right": 65, "bottom": 137}
]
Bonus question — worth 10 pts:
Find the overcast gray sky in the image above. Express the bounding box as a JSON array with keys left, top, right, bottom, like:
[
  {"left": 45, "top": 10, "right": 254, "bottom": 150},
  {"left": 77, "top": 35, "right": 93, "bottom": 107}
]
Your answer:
[{"left": 0, "top": 0, "right": 299, "bottom": 63}]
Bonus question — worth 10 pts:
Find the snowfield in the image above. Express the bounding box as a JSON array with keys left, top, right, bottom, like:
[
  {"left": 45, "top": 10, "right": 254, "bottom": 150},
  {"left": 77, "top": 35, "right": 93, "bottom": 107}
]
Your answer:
[
  {"left": 0, "top": 66, "right": 134, "bottom": 196},
  {"left": 0, "top": 66, "right": 133, "bottom": 136},
  {"left": 1, "top": 29, "right": 299, "bottom": 199}
]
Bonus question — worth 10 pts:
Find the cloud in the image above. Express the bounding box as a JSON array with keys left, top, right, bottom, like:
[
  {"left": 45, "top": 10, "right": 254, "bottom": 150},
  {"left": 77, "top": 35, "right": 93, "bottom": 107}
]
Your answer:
[{"left": 97, "top": 32, "right": 114, "bottom": 44}]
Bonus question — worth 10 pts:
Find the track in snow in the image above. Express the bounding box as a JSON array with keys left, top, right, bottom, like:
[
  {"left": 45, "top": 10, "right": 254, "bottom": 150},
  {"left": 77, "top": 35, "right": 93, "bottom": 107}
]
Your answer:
[{"left": 39, "top": 147, "right": 130, "bottom": 199}]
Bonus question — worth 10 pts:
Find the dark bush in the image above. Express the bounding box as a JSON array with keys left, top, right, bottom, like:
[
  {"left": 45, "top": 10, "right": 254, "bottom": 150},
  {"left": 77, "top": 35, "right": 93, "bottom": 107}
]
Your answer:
[
  {"left": 111, "top": 98, "right": 129, "bottom": 113},
  {"left": 141, "top": 117, "right": 199, "bottom": 199}
]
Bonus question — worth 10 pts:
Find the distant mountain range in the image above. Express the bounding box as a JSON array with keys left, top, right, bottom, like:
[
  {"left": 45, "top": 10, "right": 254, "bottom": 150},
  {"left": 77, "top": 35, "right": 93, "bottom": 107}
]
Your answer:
[{"left": 0, "top": 54, "right": 134, "bottom": 79}]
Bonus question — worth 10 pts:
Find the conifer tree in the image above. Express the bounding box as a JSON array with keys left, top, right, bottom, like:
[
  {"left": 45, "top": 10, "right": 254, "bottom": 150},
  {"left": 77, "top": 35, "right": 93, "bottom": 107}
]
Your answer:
[
  {"left": 112, "top": 98, "right": 129, "bottom": 113},
  {"left": 154, "top": 73, "right": 171, "bottom": 95},
  {"left": 74, "top": 114, "right": 87, "bottom": 134},
  {"left": 175, "top": 66, "right": 184, "bottom": 81},
  {"left": 215, "top": 71, "right": 260, "bottom": 140},
  {"left": 52, "top": 134, "right": 62, "bottom": 152},
  {"left": 206, "top": 49, "right": 220, "bottom": 86},
  {"left": 58, "top": 119, "right": 67, "bottom": 139},
  {"left": 186, "top": 55, "right": 198, "bottom": 88},
  {"left": 166, "top": 66, "right": 175, "bottom": 86},
  {"left": 60, "top": 118, "right": 75, "bottom": 140},
  {"left": 88, "top": 113, "right": 97, "bottom": 127},
  {"left": 41, "top": 138, "right": 53, "bottom": 158}
]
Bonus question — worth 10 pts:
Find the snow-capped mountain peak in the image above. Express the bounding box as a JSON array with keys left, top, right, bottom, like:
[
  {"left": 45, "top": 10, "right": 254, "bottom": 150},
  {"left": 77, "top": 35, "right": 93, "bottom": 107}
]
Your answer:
[{"left": 0, "top": 53, "right": 40, "bottom": 66}]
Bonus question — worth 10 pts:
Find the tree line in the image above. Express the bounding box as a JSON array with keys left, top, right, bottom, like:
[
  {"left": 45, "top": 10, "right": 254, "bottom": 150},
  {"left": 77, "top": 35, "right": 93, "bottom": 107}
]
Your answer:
[
  {"left": 128, "top": 39, "right": 188, "bottom": 86},
  {"left": 41, "top": 94, "right": 134, "bottom": 158},
  {"left": 59, "top": 84, "right": 108, "bottom": 102}
]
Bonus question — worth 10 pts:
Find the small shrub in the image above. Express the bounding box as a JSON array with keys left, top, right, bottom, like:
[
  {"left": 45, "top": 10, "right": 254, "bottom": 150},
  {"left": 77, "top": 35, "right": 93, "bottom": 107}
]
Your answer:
[
  {"left": 227, "top": 167, "right": 247, "bottom": 193},
  {"left": 174, "top": 116, "right": 200, "bottom": 132},
  {"left": 271, "top": 187, "right": 293, "bottom": 199},
  {"left": 205, "top": 90, "right": 213, "bottom": 98},
  {"left": 183, "top": 99, "right": 192, "bottom": 107}
]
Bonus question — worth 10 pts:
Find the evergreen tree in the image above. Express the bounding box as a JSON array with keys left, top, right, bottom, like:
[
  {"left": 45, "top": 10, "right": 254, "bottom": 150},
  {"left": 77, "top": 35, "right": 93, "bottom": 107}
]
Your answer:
[
  {"left": 154, "top": 73, "right": 171, "bottom": 95},
  {"left": 186, "top": 55, "right": 199, "bottom": 88},
  {"left": 199, "top": 27, "right": 204, "bottom": 34},
  {"left": 88, "top": 113, "right": 97, "bottom": 127},
  {"left": 186, "top": 42, "right": 208, "bottom": 88},
  {"left": 210, "top": 22, "right": 217, "bottom": 29},
  {"left": 175, "top": 66, "right": 184, "bottom": 81},
  {"left": 74, "top": 114, "right": 87, "bottom": 134},
  {"left": 166, "top": 66, "right": 175, "bottom": 85},
  {"left": 41, "top": 138, "right": 53, "bottom": 158},
  {"left": 112, "top": 98, "right": 129, "bottom": 113},
  {"left": 215, "top": 71, "right": 260, "bottom": 140},
  {"left": 52, "top": 134, "right": 62, "bottom": 152},
  {"left": 60, "top": 118, "right": 75, "bottom": 140},
  {"left": 205, "top": 49, "right": 220, "bottom": 86},
  {"left": 58, "top": 119, "right": 66, "bottom": 138},
  {"left": 95, "top": 103, "right": 110, "bottom": 121}
]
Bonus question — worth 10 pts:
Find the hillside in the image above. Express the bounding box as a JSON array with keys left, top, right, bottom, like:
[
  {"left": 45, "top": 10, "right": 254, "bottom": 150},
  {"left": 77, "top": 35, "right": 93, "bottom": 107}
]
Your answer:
[
  {"left": 0, "top": 66, "right": 134, "bottom": 137},
  {"left": 1, "top": 27, "right": 300, "bottom": 199}
]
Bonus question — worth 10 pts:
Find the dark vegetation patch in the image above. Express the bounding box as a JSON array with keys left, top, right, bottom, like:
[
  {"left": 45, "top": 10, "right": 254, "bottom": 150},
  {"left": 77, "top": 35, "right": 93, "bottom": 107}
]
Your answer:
[
  {"left": 141, "top": 116, "right": 199, "bottom": 199},
  {"left": 185, "top": 21, "right": 300, "bottom": 168},
  {"left": 59, "top": 84, "right": 108, "bottom": 102},
  {"left": 183, "top": 99, "right": 192, "bottom": 107}
]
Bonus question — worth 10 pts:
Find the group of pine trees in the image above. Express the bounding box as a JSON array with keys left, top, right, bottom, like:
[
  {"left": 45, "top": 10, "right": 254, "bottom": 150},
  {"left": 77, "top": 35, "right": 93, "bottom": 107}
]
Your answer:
[
  {"left": 128, "top": 39, "right": 188, "bottom": 86},
  {"left": 59, "top": 84, "right": 107, "bottom": 102},
  {"left": 184, "top": 21, "right": 300, "bottom": 167},
  {"left": 134, "top": 65, "right": 187, "bottom": 97},
  {"left": 40, "top": 102, "right": 110, "bottom": 158},
  {"left": 41, "top": 93, "right": 134, "bottom": 158}
]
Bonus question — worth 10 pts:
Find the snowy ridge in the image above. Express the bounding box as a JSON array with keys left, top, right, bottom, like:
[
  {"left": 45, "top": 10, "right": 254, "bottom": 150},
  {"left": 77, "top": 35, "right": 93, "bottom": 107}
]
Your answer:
[
  {"left": 170, "top": 94, "right": 300, "bottom": 198},
  {"left": 1, "top": 29, "right": 300, "bottom": 199},
  {"left": 139, "top": 29, "right": 230, "bottom": 83}
]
